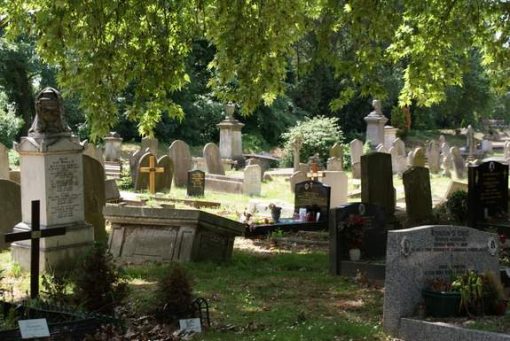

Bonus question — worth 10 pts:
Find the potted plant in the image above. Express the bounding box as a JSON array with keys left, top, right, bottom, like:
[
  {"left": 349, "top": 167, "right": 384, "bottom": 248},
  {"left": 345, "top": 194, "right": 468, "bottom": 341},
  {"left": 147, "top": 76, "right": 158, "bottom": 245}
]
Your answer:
[
  {"left": 268, "top": 203, "right": 282, "bottom": 224},
  {"left": 422, "top": 277, "right": 462, "bottom": 317},
  {"left": 343, "top": 214, "right": 365, "bottom": 261}
]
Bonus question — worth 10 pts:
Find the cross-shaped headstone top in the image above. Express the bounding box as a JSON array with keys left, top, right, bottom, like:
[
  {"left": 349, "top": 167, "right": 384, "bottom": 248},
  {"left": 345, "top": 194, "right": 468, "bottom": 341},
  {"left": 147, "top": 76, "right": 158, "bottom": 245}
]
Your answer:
[{"left": 139, "top": 154, "right": 164, "bottom": 194}]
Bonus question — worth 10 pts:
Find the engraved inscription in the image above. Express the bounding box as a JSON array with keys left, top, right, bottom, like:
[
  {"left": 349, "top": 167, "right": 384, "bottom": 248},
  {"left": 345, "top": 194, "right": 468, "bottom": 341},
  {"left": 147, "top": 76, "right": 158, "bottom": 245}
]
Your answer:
[{"left": 47, "top": 156, "right": 81, "bottom": 220}]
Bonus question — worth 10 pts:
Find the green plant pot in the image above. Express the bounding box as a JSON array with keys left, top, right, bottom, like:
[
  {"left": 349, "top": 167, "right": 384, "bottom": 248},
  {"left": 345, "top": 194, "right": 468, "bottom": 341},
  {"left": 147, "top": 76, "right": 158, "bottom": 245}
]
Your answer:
[{"left": 422, "top": 289, "right": 462, "bottom": 317}]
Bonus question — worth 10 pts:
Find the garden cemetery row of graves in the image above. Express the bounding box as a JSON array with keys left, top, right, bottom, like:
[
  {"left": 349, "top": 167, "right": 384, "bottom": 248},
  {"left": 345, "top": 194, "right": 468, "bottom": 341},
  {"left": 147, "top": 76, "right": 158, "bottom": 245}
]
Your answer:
[{"left": 1, "top": 89, "right": 510, "bottom": 339}]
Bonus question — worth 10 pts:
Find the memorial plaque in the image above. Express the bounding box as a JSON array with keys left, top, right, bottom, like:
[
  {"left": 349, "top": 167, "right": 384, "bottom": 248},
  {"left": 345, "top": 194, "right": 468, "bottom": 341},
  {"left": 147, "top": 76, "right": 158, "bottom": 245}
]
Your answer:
[
  {"left": 46, "top": 154, "right": 83, "bottom": 224},
  {"left": 383, "top": 225, "right": 499, "bottom": 333},
  {"left": 329, "top": 203, "right": 386, "bottom": 275},
  {"left": 294, "top": 180, "right": 330, "bottom": 223},
  {"left": 187, "top": 170, "right": 205, "bottom": 197},
  {"left": 468, "top": 161, "right": 508, "bottom": 226}
]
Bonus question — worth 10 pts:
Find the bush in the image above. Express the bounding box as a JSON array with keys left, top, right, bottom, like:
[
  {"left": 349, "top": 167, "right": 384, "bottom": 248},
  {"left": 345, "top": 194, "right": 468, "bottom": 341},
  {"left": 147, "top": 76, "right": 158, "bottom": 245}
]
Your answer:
[
  {"left": 280, "top": 116, "right": 343, "bottom": 167},
  {"left": 155, "top": 263, "right": 194, "bottom": 322},
  {"left": 433, "top": 190, "right": 468, "bottom": 224},
  {"left": 72, "top": 243, "right": 127, "bottom": 314},
  {"left": 0, "top": 90, "right": 23, "bottom": 148}
]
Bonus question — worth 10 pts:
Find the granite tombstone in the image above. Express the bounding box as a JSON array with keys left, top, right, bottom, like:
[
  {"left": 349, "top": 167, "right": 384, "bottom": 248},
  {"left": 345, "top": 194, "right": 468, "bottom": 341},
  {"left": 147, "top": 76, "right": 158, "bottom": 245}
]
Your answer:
[
  {"left": 294, "top": 180, "right": 330, "bottom": 223},
  {"left": 329, "top": 202, "right": 386, "bottom": 275},
  {"left": 83, "top": 155, "right": 107, "bottom": 242},
  {"left": 403, "top": 167, "right": 433, "bottom": 225},
  {"left": 383, "top": 225, "right": 499, "bottom": 334},
  {"left": 204, "top": 142, "right": 225, "bottom": 175},
  {"left": 361, "top": 152, "right": 395, "bottom": 216},
  {"left": 468, "top": 161, "right": 509, "bottom": 227},
  {"left": 168, "top": 140, "right": 193, "bottom": 187},
  {"left": 187, "top": 169, "right": 205, "bottom": 197}
]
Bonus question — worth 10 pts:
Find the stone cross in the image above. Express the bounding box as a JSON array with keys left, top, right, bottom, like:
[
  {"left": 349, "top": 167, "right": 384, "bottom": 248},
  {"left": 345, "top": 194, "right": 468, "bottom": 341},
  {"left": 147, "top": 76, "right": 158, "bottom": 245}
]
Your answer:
[
  {"left": 139, "top": 155, "right": 164, "bottom": 194},
  {"left": 4, "top": 201, "right": 66, "bottom": 299}
]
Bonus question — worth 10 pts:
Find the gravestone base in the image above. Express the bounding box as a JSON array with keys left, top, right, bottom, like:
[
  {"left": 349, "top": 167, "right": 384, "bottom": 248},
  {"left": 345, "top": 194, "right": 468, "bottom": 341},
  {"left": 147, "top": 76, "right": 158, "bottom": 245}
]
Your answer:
[{"left": 10, "top": 221, "right": 94, "bottom": 272}]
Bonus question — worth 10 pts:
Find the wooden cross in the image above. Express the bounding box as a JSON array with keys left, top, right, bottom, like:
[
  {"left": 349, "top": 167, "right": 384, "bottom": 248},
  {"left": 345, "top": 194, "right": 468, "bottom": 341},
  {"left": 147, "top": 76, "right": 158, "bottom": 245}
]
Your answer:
[
  {"left": 139, "top": 155, "right": 164, "bottom": 194},
  {"left": 4, "top": 201, "right": 66, "bottom": 299}
]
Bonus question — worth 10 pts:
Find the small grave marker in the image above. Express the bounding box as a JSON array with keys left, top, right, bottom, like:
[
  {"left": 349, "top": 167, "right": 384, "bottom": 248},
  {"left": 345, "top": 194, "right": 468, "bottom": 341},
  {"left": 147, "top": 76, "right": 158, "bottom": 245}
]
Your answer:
[
  {"left": 5, "top": 201, "right": 66, "bottom": 299},
  {"left": 18, "top": 318, "right": 50, "bottom": 339},
  {"left": 187, "top": 169, "right": 205, "bottom": 197},
  {"left": 139, "top": 154, "right": 164, "bottom": 194},
  {"left": 468, "top": 161, "right": 509, "bottom": 226}
]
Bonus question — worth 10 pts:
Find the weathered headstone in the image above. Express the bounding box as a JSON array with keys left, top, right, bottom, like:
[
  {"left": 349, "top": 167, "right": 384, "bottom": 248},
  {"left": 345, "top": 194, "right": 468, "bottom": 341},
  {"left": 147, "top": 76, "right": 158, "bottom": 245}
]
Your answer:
[
  {"left": 0, "top": 179, "right": 21, "bottom": 250},
  {"left": 168, "top": 140, "right": 193, "bottom": 187},
  {"left": 426, "top": 141, "right": 440, "bottom": 174},
  {"left": 321, "top": 171, "right": 348, "bottom": 208},
  {"left": 156, "top": 155, "right": 174, "bottom": 193},
  {"left": 105, "top": 204, "right": 245, "bottom": 263},
  {"left": 450, "top": 146, "right": 466, "bottom": 179},
  {"left": 350, "top": 139, "right": 364, "bottom": 165},
  {"left": 82, "top": 141, "right": 104, "bottom": 167},
  {"left": 326, "top": 157, "right": 343, "bottom": 171},
  {"left": 376, "top": 144, "right": 387, "bottom": 153},
  {"left": 330, "top": 143, "right": 343, "bottom": 159},
  {"left": 105, "top": 179, "right": 121, "bottom": 203},
  {"left": 351, "top": 162, "right": 361, "bottom": 179},
  {"left": 187, "top": 169, "right": 205, "bottom": 197},
  {"left": 243, "top": 164, "right": 262, "bottom": 196},
  {"left": 10, "top": 87, "right": 93, "bottom": 271},
  {"left": 292, "top": 134, "right": 303, "bottom": 172},
  {"left": 468, "top": 161, "right": 509, "bottom": 227},
  {"left": 411, "top": 147, "right": 426, "bottom": 167},
  {"left": 392, "top": 138, "right": 406, "bottom": 157},
  {"left": 439, "top": 134, "right": 446, "bottom": 145},
  {"left": 141, "top": 137, "right": 159, "bottom": 156},
  {"left": 129, "top": 147, "right": 150, "bottom": 183},
  {"left": 402, "top": 167, "right": 433, "bottom": 224},
  {"left": 330, "top": 202, "right": 386, "bottom": 274},
  {"left": 289, "top": 171, "right": 307, "bottom": 193},
  {"left": 83, "top": 155, "right": 107, "bottom": 242},
  {"left": 0, "top": 142, "right": 9, "bottom": 179},
  {"left": 103, "top": 131, "right": 123, "bottom": 162},
  {"left": 135, "top": 152, "right": 155, "bottom": 191},
  {"left": 361, "top": 153, "right": 395, "bottom": 216},
  {"left": 364, "top": 99, "right": 388, "bottom": 146},
  {"left": 204, "top": 142, "right": 225, "bottom": 175},
  {"left": 383, "top": 225, "right": 499, "bottom": 334},
  {"left": 384, "top": 126, "right": 398, "bottom": 150},
  {"left": 294, "top": 180, "right": 331, "bottom": 222},
  {"left": 217, "top": 103, "right": 244, "bottom": 159}
]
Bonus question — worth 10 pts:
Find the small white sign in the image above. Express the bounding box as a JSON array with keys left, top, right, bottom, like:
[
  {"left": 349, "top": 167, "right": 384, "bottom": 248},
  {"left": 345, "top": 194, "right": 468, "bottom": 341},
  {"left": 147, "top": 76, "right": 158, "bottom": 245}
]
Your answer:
[
  {"left": 179, "top": 318, "right": 202, "bottom": 333},
  {"left": 18, "top": 318, "right": 50, "bottom": 339}
]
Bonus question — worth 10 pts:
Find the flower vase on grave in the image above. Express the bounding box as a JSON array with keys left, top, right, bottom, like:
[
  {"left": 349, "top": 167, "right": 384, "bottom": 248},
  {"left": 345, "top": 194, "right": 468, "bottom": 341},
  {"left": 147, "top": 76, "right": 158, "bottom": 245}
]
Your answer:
[{"left": 269, "top": 204, "right": 282, "bottom": 223}]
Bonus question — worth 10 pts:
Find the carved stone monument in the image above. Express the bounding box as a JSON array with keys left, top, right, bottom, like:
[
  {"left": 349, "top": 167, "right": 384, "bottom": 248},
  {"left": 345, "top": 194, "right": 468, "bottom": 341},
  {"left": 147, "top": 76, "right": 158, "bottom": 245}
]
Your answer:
[
  {"left": 364, "top": 100, "right": 388, "bottom": 147},
  {"left": 10, "top": 87, "right": 94, "bottom": 271},
  {"left": 217, "top": 103, "right": 244, "bottom": 159}
]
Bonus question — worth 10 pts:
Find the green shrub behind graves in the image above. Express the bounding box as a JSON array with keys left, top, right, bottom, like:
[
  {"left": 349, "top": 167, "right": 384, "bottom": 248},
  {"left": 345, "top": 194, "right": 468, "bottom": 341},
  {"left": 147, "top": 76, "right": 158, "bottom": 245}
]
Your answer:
[
  {"left": 280, "top": 116, "right": 344, "bottom": 167},
  {"left": 154, "top": 262, "right": 194, "bottom": 322},
  {"left": 72, "top": 242, "right": 127, "bottom": 314},
  {"left": 0, "top": 90, "right": 23, "bottom": 148},
  {"left": 445, "top": 190, "right": 468, "bottom": 224}
]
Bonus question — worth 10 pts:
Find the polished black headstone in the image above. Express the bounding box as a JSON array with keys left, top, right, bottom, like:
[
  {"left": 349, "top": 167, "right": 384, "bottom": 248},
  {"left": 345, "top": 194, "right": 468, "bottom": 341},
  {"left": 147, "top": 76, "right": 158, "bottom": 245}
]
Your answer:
[
  {"left": 187, "top": 169, "right": 205, "bottom": 197},
  {"left": 294, "top": 180, "right": 330, "bottom": 223}
]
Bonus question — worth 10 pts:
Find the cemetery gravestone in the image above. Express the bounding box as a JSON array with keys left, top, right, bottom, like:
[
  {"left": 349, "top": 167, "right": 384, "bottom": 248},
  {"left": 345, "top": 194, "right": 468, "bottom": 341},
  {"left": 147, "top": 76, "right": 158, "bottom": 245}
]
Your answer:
[
  {"left": 376, "top": 144, "right": 387, "bottom": 153},
  {"left": 10, "top": 87, "right": 94, "bottom": 271},
  {"left": 411, "top": 147, "right": 426, "bottom": 167},
  {"left": 426, "top": 141, "right": 440, "bottom": 174},
  {"left": 329, "top": 203, "right": 386, "bottom": 275},
  {"left": 361, "top": 153, "right": 395, "bottom": 216},
  {"left": 155, "top": 155, "right": 174, "bottom": 193},
  {"left": 468, "top": 161, "right": 508, "bottom": 227},
  {"left": 129, "top": 147, "right": 149, "bottom": 183},
  {"left": 83, "top": 155, "right": 107, "bottom": 242},
  {"left": 168, "top": 140, "right": 193, "bottom": 187},
  {"left": 0, "top": 142, "right": 9, "bottom": 179},
  {"left": 134, "top": 152, "right": 153, "bottom": 191},
  {"left": 243, "top": 164, "right": 262, "bottom": 196},
  {"left": 450, "top": 146, "right": 466, "bottom": 179},
  {"left": 217, "top": 103, "right": 244, "bottom": 159},
  {"left": 326, "top": 157, "right": 343, "bottom": 171},
  {"left": 351, "top": 162, "right": 361, "bottom": 179},
  {"left": 504, "top": 141, "right": 510, "bottom": 161},
  {"left": 294, "top": 180, "right": 331, "bottom": 223},
  {"left": 104, "top": 179, "right": 121, "bottom": 203},
  {"left": 330, "top": 143, "right": 343, "bottom": 159},
  {"left": 364, "top": 99, "right": 388, "bottom": 147},
  {"left": 383, "top": 225, "right": 499, "bottom": 334},
  {"left": 204, "top": 143, "right": 225, "bottom": 175},
  {"left": 289, "top": 171, "right": 307, "bottom": 193},
  {"left": 82, "top": 142, "right": 104, "bottom": 167},
  {"left": 350, "top": 139, "right": 364, "bottom": 165},
  {"left": 0, "top": 179, "right": 21, "bottom": 250},
  {"left": 321, "top": 171, "right": 348, "bottom": 208},
  {"left": 402, "top": 167, "right": 433, "bottom": 224},
  {"left": 187, "top": 169, "right": 205, "bottom": 197},
  {"left": 103, "top": 131, "right": 123, "bottom": 162},
  {"left": 141, "top": 137, "right": 159, "bottom": 156}
]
